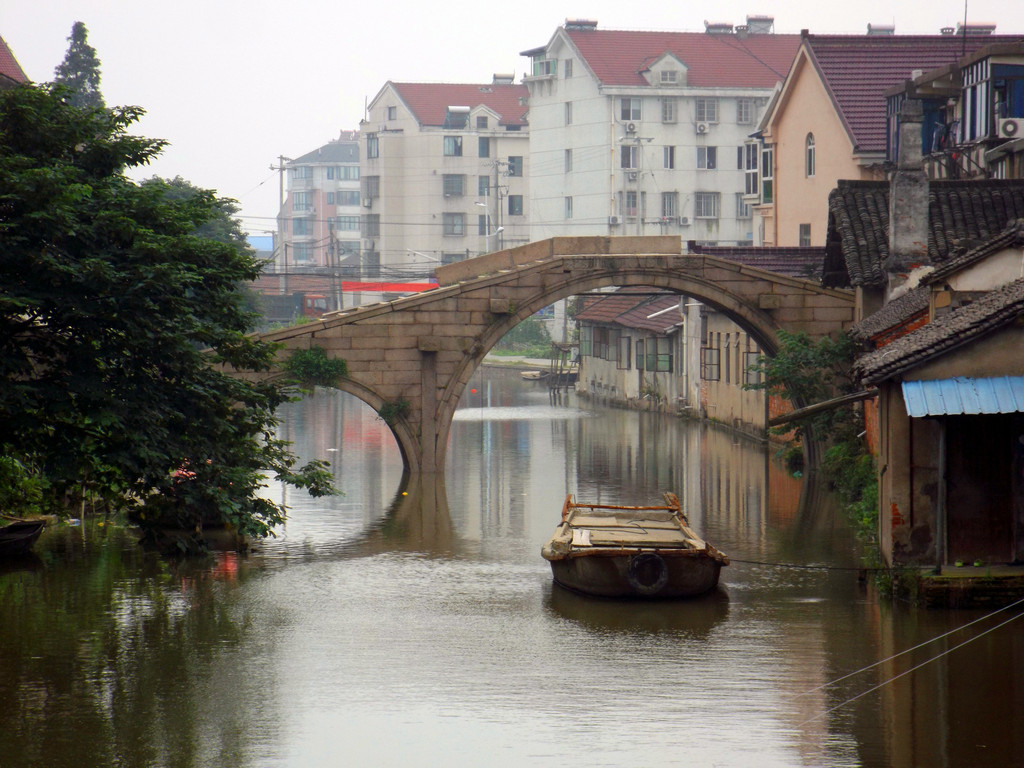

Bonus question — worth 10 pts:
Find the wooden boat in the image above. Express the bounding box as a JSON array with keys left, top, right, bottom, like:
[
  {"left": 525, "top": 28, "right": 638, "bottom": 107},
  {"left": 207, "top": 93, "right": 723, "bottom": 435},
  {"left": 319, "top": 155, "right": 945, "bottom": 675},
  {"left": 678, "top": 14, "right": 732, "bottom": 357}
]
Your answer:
[
  {"left": 541, "top": 493, "right": 728, "bottom": 598},
  {"left": 0, "top": 518, "right": 47, "bottom": 557}
]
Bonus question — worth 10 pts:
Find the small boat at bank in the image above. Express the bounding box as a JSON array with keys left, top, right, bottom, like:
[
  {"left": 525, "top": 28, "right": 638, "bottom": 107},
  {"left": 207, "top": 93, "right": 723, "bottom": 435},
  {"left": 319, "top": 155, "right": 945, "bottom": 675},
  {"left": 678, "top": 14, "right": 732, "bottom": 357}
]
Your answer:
[
  {"left": 541, "top": 494, "right": 728, "bottom": 598},
  {"left": 0, "top": 518, "right": 47, "bottom": 557}
]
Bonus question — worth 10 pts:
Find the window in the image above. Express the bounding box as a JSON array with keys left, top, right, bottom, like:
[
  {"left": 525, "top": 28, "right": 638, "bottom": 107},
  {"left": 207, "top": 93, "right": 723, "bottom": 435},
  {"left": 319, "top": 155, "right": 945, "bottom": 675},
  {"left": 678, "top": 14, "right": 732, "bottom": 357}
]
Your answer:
[
  {"left": 443, "top": 136, "right": 462, "bottom": 156},
  {"left": 337, "top": 216, "right": 360, "bottom": 231},
  {"left": 565, "top": 101, "right": 572, "bottom": 125},
  {"left": 805, "top": 133, "right": 815, "bottom": 177},
  {"left": 443, "top": 174, "right": 465, "bottom": 197},
  {"left": 694, "top": 192, "right": 720, "bottom": 219},
  {"left": 580, "top": 325, "right": 592, "bottom": 357},
  {"left": 292, "top": 218, "right": 312, "bottom": 236},
  {"left": 337, "top": 190, "right": 360, "bottom": 206},
  {"left": 620, "top": 97, "right": 641, "bottom": 121},
  {"left": 362, "top": 214, "right": 379, "bottom": 237},
  {"left": 363, "top": 176, "right": 380, "bottom": 199},
  {"left": 696, "top": 98, "right": 719, "bottom": 123},
  {"left": 799, "top": 223, "right": 812, "bottom": 247},
  {"left": 735, "top": 193, "right": 752, "bottom": 219},
  {"left": 646, "top": 336, "right": 672, "bottom": 372},
  {"left": 697, "top": 146, "right": 717, "bottom": 170},
  {"left": 744, "top": 351, "right": 763, "bottom": 386},
  {"left": 476, "top": 116, "right": 488, "bottom": 129},
  {"left": 478, "top": 137, "right": 490, "bottom": 157},
  {"left": 443, "top": 213, "right": 465, "bottom": 236},
  {"left": 326, "top": 166, "right": 338, "bottom": 179},
  {"left": 744, "top": 144, "right": 759, "bottom": 195},
  {"left": 341, "top": 166, "right": 359, "bottom": 180},
  {"left": 478, "top": 176, "right": 490, "bottom": 196},
  {"left": 290, "top": 166, "right": 311, "bottom": 180},
  {"left": 661, "top": 192, "right": 678, "bottom": 218},
  {"left": 532, "top": 58, "right": 556, "bottom": 76},
  {"left": 737, "top": 99, "right": 755, "bottom": 125},
  {"left": 622, "top": 190, "right": 641, "bottom": 217},
  {"left": 292, "top": 243, "right": 312, "bottom": 263},
  {"left": 507, "top": 156, "right": 523, "bottom": 176},
  {"left": 620, "top": 145, "right": 638, "bottom": 169},
  {"left": 761, "top": 145, "right": 774, "bottom": 203},
  {"left": 661, "top": 70, "right": 677, "bottom": 84},
  {"left": 508, "top": 195, "right": 523, "bottom": 216},
  {"left": 635, "top": 339, "right": 645, "bottom": 370},
  {"left": 564, "top": 196, "right": 573, "bottom": 219},
  {"left": 661, "top": 97, "right": 677, "bottom": 124},
  {"left": 326, "top": 192, "right": 335, "bottom": 205},
  {"left": 292, "top": 191, "right": 311, "bottom": 211},
  {"left": 617, "top": 336, "right": 631, "bottom": 370},
  {"left": 478, "top": 214, "right": 487, "bottom": 235},
  {"left": 564, "top": 59, "right": 573, "bottom": 78},
  {"left": 565, "top": 149, "right": 573, "bottom": 173},
  {"left": 663, "top": 146, "right": 675, "bottom": 169},
  {"left": 701, "top": 346, "right": 721, "bottom": 381},
  {"left": 387, "top": 105, "right": 397, "bottom": 120},
  {"left": 366, "top": 134, "right": 379, "bottom": 159}
]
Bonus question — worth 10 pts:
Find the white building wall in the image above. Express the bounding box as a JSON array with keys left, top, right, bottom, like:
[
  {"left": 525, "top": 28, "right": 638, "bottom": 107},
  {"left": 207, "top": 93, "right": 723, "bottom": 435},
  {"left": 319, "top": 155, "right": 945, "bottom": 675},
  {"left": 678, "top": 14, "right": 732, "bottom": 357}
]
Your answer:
[
  {"left": 361, "top": 84, "right": 529, "bottom": 283},
  {"left": 524, "top": 31, "right": 771, "bottom": 244}
]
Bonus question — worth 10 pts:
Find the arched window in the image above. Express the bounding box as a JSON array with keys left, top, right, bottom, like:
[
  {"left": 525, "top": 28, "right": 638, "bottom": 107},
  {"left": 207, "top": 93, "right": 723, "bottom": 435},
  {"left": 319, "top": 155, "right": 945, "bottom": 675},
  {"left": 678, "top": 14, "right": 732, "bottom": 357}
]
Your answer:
[{"left": 806, "top": 133, "right": 816, "bottom": 177}]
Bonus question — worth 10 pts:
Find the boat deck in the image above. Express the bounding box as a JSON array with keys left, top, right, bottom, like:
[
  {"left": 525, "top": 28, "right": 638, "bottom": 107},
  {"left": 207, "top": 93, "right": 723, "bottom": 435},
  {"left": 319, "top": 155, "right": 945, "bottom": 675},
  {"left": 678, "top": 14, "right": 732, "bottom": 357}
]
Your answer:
[{"left": 566, "top": 514, "right": 706, "bottom": 549}]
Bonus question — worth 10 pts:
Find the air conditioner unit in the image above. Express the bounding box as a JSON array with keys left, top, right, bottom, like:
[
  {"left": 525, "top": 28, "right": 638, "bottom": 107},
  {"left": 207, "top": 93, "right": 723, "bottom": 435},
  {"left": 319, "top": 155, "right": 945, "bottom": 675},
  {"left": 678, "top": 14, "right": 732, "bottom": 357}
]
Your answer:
[
  {"left": 608, "top": 215, "right": 620, "bottom": 226},
  {"left": 696, "top": 122, "right": 709, "bottom": 134},
  {"left": 998, "top": 117, "right": 1024, "bottom": 138},
  {"left": 362, "top": 198, "right": 374, "bottom": 207},
  {"left": 626, "top": 171, "right": 639, "bottom": 182},
  {"left": 626, "top": 122, "right": 637, "bottom": 134},
  {"left": 678, "top": 216, "right": 690, "bottom": 226}
]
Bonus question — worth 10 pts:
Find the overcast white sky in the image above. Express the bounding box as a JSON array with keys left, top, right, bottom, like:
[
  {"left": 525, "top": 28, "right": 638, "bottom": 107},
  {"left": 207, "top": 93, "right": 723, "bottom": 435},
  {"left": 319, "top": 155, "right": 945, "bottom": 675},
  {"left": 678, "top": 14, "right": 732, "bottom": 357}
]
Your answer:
[{"left": 4, "top": 1, "right": 1023, "bottom": 235}]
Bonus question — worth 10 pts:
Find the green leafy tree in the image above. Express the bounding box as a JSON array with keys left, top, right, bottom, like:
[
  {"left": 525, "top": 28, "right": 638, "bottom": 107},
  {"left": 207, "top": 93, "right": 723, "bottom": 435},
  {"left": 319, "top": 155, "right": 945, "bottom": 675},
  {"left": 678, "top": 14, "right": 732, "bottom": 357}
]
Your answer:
[
  {"left": 53, "top": 22, "right": 105, "bottom": 110},
  {"left": 0, "top": 83, "right": 333, "bottom": 547}
]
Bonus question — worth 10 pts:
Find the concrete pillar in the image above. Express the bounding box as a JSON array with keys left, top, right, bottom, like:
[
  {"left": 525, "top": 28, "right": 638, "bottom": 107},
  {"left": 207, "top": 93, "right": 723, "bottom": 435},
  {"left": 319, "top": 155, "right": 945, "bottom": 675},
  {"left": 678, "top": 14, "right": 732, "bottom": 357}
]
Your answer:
[{"left": 419, "top": 349, "right": 438, "bottom": 473}]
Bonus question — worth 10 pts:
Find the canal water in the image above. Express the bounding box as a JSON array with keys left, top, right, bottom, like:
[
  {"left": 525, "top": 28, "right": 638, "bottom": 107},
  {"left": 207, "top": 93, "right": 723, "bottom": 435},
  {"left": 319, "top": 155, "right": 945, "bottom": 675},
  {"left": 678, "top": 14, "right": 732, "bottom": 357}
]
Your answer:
[{"left": 2, "top": 367, "right": 1023, "bottom": 767}]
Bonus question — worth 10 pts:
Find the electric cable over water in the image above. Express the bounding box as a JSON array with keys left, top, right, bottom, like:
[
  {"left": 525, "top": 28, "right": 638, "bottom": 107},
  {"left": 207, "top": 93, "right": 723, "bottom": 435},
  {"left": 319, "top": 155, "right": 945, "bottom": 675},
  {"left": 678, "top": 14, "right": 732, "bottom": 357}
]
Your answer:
[{"left": 793, "top": 595, "right": 1024, "bottom": 727}]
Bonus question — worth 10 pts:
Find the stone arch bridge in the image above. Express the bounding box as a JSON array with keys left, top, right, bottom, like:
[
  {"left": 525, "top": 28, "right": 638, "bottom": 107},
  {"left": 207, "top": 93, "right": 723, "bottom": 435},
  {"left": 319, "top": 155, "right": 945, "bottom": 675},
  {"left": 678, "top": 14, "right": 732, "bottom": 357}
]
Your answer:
[{"left": 256, "top": 236, "right": 854, "bottom": 474}]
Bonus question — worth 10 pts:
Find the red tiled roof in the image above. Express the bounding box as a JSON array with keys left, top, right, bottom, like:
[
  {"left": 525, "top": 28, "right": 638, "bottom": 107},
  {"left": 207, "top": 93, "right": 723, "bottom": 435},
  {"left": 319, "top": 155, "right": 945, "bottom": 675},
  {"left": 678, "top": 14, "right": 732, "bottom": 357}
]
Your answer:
[
  {"left": 576, "top": 292, "right": 681, "bottom": 333},
  {"left": 0, "top": 36, "right": 28, "bottom": 85},
  {"left": 563, "top": 29, "right": 801, "bottom": 88},
  {"left": 804, "top": 34, "right": 1024, "bottom": 153},
  {"left": 390, "top": 82, "right": 529, "bottom": 127}
]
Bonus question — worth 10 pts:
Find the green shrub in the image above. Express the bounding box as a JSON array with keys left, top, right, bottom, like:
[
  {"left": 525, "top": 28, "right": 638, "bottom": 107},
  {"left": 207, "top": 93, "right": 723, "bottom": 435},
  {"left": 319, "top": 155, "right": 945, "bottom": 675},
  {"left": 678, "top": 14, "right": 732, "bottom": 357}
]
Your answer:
[
  {"left": 283, "top": 347, "right": 348, "bottom": 389},
  {"left": 377, "top": 399, "right": 410, "bottom": 425}
]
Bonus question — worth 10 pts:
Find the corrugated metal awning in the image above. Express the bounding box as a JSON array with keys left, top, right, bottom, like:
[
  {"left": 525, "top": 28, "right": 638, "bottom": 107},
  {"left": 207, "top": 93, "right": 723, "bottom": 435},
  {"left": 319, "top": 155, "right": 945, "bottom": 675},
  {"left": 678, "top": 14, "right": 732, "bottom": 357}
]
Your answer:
[{"left": 902, "top": 376, "right": 1024, "bottom": 417}]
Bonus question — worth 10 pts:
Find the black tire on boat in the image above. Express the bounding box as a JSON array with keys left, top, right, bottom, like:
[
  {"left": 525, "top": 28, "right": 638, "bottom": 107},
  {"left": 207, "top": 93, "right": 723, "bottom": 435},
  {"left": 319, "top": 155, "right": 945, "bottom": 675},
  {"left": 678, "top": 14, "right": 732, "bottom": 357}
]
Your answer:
[{"left": 626, "top": 553, "right": 669, "bottom": 595}]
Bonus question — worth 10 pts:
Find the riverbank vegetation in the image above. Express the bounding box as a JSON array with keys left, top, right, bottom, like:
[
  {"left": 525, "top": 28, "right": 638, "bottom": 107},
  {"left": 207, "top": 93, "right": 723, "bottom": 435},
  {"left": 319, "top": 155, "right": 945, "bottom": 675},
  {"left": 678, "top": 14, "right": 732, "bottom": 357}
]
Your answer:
[
  {"left": 0, "top": 83, "right": 334, "bottom": 551},
  {"left": 749, "top": 331, "right": 879, "bottom": 552}
]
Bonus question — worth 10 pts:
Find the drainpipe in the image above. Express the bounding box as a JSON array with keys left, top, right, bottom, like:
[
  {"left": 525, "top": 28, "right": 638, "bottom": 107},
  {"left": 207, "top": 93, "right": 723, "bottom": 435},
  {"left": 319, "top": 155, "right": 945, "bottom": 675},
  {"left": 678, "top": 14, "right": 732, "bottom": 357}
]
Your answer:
[{"left": 935, "top": 419, "right": 947, "bottom": 573}]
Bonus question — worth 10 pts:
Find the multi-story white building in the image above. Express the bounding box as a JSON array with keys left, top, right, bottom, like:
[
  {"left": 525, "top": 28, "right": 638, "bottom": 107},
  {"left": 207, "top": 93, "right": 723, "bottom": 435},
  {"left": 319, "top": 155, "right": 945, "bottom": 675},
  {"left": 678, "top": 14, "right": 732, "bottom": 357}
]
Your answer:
[
  {"left": 276, "top": 132, "right": 361, "bottom": 275},
  {"left": 519, "top": 18, "right": 800, "bottom": 244},
  {"left": 359, "top": 78, "right": 529, "bottom": 281}
]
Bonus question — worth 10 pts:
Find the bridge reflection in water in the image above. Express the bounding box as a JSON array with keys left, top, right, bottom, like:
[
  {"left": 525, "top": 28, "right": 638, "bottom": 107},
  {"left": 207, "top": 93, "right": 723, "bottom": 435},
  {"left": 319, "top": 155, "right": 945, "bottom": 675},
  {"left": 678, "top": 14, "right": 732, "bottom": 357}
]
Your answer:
[{"left": 258, "top": 370, "right": 1024, "bottom": 766}]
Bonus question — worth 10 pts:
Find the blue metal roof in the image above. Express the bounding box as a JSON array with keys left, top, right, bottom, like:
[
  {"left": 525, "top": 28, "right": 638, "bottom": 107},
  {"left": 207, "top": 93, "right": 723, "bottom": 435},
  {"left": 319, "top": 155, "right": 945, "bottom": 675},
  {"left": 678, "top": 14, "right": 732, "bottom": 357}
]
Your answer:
[{"left": 902, "top": 376, "right": 1024, "bottom": 417}]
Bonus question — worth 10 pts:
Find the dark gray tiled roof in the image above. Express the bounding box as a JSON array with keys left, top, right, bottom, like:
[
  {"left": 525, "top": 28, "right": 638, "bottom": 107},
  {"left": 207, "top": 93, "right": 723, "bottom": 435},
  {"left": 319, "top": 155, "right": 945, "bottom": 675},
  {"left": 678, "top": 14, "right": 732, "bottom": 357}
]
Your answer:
[
  {"left": 855, "top": 278, "right": 1024, "bottom": 384},
  {"left": 291, "top": 141, "right": 360, "bottom": 165},
  {"left": 924, "top": 219, "right": 1024, "bottom": 285},
  {"left": 849, "top": 284, "right": 930, "bottom": 342},
  {"left": 827, "top": 180, "right": 1024, "bottom": 287}
]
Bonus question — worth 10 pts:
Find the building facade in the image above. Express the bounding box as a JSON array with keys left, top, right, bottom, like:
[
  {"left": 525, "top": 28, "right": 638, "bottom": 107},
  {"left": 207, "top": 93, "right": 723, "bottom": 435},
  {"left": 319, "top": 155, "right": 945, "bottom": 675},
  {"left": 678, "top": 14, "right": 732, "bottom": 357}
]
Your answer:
[
  {"left": 520, "top": 18, "right": 800, "bottom": 245},
  {"left": 757, "top": 27, "right": 1022, "bottom": 248},
  {"left": 274, "top": 132, "right": 362, "bottom": 284},
  {"left": 359, "top": 78, "right": 530, "bottom": 282}
]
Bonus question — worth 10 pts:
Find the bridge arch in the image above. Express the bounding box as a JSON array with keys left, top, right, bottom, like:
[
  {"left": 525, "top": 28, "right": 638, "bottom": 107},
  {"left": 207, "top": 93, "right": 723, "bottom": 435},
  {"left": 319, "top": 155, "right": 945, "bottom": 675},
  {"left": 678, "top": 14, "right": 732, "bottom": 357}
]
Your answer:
[{"left": 258, "top": 237, "right": 854, "bottom": 475}]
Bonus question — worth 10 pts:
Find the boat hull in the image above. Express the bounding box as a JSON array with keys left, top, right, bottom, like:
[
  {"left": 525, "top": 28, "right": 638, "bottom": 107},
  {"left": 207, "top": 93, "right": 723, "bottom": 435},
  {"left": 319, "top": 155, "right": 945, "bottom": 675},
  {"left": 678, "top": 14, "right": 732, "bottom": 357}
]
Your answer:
[
  {"left": 548, "top": 550, "right": 723, "bottom": 599},
  {"left": 0, "top": 519, "right": 46, "bottom": 557}
]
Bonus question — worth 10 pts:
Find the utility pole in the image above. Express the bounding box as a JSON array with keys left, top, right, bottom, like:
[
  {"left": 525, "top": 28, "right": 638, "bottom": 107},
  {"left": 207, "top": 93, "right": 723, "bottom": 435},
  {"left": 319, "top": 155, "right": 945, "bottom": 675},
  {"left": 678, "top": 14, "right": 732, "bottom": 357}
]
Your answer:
[{"left": 270, "top": 155, "right": 291, "bottom": 293}]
